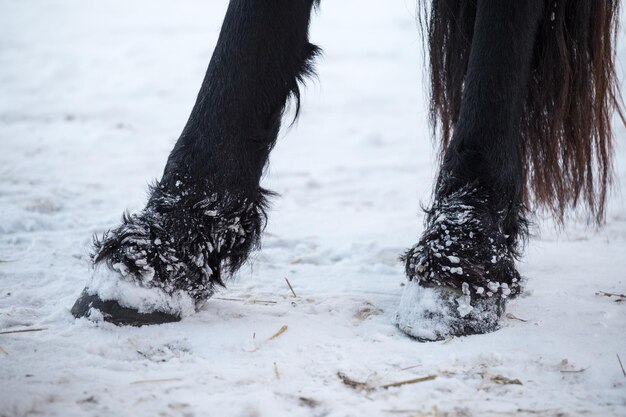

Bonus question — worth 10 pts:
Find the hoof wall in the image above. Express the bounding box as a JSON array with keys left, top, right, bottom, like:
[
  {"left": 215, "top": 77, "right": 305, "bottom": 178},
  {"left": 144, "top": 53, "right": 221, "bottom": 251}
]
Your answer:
[
  {"left": 71, "top": 289, "right": 181, "bottom": 326},
  {"left": 395, "top": 280, "right": 503, "bottom": 342}
]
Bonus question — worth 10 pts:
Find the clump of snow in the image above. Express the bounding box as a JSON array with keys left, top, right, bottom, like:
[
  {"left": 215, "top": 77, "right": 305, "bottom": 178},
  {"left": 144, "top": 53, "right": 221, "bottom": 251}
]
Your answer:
[
  {"left": 85, "top": 266, "right": 196, "bottom": 317},
  {"left": 456, "top": 294, "right": 473, "bottom": 317},
  {"left": 447, "top": 255, "right": 460, "bottom": 264},
  {"left": 457, "top": 282, "right": 473, "bottom": 317}
]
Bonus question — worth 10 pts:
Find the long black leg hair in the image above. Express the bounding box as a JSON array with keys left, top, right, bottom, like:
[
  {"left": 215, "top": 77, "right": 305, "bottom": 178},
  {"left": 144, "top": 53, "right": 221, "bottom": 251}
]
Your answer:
[
  {"left": 423, "top": 0, "right": 624, "bottom": 223},
  {"left": 405, "top": 0, "right": 545, "bottom": 301},
  {"left": 404, "top": 0, "right": 624, "bottom": 307}
]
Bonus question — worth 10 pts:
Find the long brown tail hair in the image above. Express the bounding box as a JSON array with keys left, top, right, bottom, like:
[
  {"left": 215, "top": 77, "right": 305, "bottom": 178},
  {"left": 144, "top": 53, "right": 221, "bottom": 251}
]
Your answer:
[{"left": 422, "top": 0, "right": 624, "bottom": 223}]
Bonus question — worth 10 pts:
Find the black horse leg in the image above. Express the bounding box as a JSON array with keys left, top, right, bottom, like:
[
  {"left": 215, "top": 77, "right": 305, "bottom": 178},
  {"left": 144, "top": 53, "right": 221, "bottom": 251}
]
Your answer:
[
  {"left": 398, "top": 0, "right": 545, "bottom": 340},
  {"left": 72, "top": 0, "right": 320, "bottom": 325}
]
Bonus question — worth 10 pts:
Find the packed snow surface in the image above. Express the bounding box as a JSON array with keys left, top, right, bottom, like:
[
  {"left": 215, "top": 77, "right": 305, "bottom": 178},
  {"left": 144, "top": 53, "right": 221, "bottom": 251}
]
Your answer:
[{"left": 1, "top": 1, "right": 625, "bottom": 416}]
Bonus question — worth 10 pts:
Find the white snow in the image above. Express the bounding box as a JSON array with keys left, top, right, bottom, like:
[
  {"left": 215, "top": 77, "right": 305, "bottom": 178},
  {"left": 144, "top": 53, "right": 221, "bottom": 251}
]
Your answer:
[
  {"left": 447, "top": 255, "right": 460, "bottom": 264},
  {"left": 1, "top": 0, "right": 626, "bottom": 416},
  {"left": 396, "top": 280, "right": 457, "bottom": 341},
  {"left": 85, "top": 266, "right": 196, "bottom": 317}
]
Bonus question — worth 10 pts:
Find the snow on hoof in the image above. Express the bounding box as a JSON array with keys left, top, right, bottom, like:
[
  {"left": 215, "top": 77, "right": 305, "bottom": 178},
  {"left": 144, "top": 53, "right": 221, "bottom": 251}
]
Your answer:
[
  {"left": 395, "top": 279, "right": 504, "bottom": 341},
  {"left": 398, "top": 184, "right": 523, "bottom": 341},
  {"left": 71, "top": 290, "right": 181, "bottom": 326},
  {"left": 71, "top": 266, "right": 194, "bottom": 326}
]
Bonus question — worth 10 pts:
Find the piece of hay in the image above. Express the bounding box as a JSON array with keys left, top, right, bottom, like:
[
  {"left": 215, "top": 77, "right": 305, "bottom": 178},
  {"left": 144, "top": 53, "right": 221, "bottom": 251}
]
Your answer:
[
  {"left": 214, "top": 297, "right": 277, "bottom": 305},
  {"left": 337, "top": 372, "right": 375, "bottom": 392},
  {"left": 338, "top": 372, "right": 438, "bottom": 392},
  {"left": 274, "top": 362, "right": 281, "bottom": 380},
  {"left": 596, "top": 291, "right": 626, "bottom": 299},
  {"left": 380, "top": 375, "right": 437, "bottom": 389},
  {"left": 285, "top": 277, "right": 297, "bottom": 298},
  {"left": 490, "top": 375, "right": 523, "bottom": 385},
  {"left": 250, "top": 325, "right": 289, "bottom": 352},
  {"left": 298, "top": 397, "right": 321, "bottom": 408},
  {"left": 168, "top": 402, "right": 190, "bottom": 410},
  {"left": 0, "top": 327, "right": 47, "bottom": 335},
  {"left": 560, "top": 368, "right": 587, "bottom": 373},
  {"left": 269, "top": 325, "right": 288, "bottom": 340},
  {"left": 131, "top": 378, "right": 182, "bottom": 384},
  {"left": 399, "top": 365, "right": 421, "bottom": 371},
  {"left": 505, "top": 313, "right": 529, "bottom": 322}
]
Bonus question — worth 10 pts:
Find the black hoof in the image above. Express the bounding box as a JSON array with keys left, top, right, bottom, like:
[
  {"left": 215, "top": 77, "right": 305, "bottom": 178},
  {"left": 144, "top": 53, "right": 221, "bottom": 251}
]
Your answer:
[{"left": 71, "top": 289, "right": 181, "bottom": 326}]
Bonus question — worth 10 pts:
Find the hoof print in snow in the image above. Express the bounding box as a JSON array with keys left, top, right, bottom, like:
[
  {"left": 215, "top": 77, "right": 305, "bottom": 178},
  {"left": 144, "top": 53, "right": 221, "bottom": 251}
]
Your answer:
[{"left": 71, "top": 289, "right": 181, "bottom": 326}]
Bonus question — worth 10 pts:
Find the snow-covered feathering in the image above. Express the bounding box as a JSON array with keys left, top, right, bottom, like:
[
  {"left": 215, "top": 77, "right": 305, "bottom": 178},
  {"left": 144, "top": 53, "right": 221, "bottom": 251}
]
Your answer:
[
  {"left": 403, "top": 185, "right": 523, "bottom": 299},
  {"left": 90, "top": 177, "right": 269, "bottom": 303}
]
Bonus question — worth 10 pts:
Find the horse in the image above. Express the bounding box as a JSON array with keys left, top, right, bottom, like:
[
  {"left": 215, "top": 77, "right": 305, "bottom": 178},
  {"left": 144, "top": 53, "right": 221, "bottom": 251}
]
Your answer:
[{"left": 71, "top": 0, "right": 624, "bottom": 341}]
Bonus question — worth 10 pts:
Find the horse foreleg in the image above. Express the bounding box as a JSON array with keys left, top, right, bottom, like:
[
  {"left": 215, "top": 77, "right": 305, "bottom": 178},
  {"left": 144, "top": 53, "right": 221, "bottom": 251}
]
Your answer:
[
  {"left": 398, "top": 0, "right": 545, "bottom": 341},
  {"left": 72, "top": 0, "right": 320, "bottom": 325}
]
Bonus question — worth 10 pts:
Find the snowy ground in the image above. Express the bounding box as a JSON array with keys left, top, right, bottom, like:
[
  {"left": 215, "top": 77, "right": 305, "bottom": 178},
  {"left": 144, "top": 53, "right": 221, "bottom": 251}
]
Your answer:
[{"left": 1, "top": 1, "right": 625, "bottom": 416}]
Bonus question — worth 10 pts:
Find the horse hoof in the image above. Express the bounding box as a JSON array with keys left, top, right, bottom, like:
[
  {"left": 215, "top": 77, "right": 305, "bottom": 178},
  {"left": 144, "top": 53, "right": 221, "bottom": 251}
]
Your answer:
[
  {"left": 395, "top": 279, "right": 504, "bottom": 341},
  {"left": 71, "top": 289, "right": 181, "bottom": 326}
]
